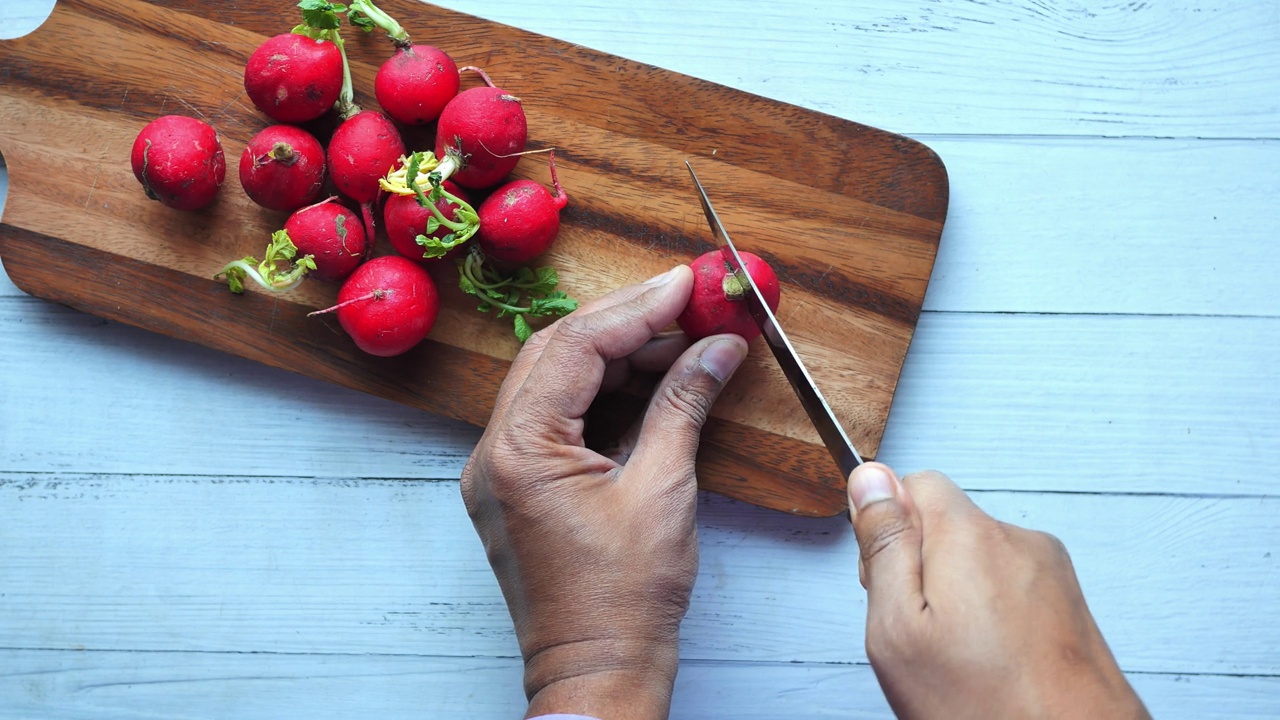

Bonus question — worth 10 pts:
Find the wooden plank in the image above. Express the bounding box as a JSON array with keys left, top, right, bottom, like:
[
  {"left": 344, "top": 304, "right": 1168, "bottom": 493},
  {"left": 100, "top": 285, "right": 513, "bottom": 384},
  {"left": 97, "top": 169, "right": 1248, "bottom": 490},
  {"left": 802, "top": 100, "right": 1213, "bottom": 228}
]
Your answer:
[
  {"left": 9, "top": 133, "right": 1279, "bottom": 316},
  {"left": 1, "top": 650, "right": 1276, "bottom": 720},
  {"left": 3, "top": 300, "right": 1275, "bottom": 496},
  {"left": 0, "top": 0, "right": 949, "bottom": 516},
  {"left": 429, "top": 0, "right": 1280, "bottom": 139},
  {"left": 1, "top": 475, "right": 1276, "bottom": 674}
]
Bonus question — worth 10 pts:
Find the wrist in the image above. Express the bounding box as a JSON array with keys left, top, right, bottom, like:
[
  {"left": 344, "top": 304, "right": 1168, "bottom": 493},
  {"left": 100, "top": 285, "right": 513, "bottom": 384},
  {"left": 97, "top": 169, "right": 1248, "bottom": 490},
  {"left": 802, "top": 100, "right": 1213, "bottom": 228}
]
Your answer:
[{"left": 524, "top": 638, "right": 679, "bottom": 720}]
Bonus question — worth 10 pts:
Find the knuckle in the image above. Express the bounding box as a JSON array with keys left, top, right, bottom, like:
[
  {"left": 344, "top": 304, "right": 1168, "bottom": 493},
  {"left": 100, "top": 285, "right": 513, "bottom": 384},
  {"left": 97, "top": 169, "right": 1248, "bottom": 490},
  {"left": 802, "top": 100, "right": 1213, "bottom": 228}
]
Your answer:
[{"left": 657, "top": 381, "right": 714, "bottom": 427}]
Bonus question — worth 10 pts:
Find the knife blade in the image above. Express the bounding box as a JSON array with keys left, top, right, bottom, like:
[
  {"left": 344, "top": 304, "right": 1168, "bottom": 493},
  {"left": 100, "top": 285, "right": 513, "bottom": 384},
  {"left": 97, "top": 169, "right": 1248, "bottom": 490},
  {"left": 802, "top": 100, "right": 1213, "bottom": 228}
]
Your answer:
[{"left": 686, "top": 160, "right": 863, "bottom": 479}]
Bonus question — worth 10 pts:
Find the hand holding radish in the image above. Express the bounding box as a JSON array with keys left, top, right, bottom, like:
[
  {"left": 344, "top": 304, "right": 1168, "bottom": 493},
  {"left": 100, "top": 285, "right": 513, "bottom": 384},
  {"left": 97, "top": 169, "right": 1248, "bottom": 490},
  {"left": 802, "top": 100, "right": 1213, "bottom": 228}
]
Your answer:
[{"left": 460, "top": 266, "right": 749, "bottom": 720}]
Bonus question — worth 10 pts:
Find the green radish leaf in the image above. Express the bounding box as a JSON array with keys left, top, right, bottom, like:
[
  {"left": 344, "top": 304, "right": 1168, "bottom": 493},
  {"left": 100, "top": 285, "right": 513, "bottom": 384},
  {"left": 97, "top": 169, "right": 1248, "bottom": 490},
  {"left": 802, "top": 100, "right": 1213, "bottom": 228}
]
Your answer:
[
  {"left": 299, "top": 0, "right": 346, "bottom": 30},
  {"left": 458, "top": 266, "right": 479, "bottom": 296},
  {"left": 348, "top": 9, "right": 376, "bottom": 30},
  {"left": 513, "top": 315, "right": 533, "bottom": 343},
  {"left": 220, "top": 263, "right": 250, "bottom": 294},
  {"left": 425, "top": 216, "right": 440, "bottom": 234}
]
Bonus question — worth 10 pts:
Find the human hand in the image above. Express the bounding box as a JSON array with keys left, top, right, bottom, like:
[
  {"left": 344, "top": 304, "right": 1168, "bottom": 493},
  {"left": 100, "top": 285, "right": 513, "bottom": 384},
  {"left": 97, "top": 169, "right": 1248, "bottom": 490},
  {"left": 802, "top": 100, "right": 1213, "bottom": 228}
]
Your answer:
[
  {"left": 847, "top": 463, "right": 1150, "bottom": 720},
  {"left": 461, "top": 265, "right": 749, "bottom": 720}
]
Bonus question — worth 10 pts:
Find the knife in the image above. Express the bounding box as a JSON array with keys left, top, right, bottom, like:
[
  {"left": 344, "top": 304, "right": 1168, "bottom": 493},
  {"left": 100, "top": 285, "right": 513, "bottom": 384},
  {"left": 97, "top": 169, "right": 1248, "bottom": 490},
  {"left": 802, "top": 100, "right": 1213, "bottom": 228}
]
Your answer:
[{"left": 686, "top": 160, "right": 864, "bottom": 479}]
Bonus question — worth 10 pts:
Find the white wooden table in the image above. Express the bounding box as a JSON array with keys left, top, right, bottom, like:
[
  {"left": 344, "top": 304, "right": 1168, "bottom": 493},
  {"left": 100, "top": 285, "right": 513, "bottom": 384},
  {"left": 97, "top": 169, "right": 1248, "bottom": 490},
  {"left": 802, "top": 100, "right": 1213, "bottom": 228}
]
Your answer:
[{"left": 2, "top": 1, "right": 1278, "bottom": 717}]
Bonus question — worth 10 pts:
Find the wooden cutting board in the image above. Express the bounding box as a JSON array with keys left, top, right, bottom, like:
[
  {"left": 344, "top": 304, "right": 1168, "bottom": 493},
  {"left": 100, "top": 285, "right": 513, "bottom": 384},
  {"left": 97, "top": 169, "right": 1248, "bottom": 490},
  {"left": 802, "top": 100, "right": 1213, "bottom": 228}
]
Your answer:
[{"left": 0, "top": 0, "right": 947, "bottom": 516}]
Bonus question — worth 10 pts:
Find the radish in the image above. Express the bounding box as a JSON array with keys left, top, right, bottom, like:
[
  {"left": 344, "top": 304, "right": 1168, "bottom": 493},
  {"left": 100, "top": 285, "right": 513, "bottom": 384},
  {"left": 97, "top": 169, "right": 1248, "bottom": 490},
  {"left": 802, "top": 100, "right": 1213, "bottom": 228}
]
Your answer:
[
  {"left": 383, "top": 179, "right": 473, "bottom": 263},
  {"left": 379, "top": 151, "right": 479, "bottom": 261},
  {"left": 302, "top": 1, "right": 404, "bottom": 246},
  {"left": 677, "top": 249, "right": 781, "bottom": 342},
  {"left": 238, "top": 125, "right": 326, "bottom": 212},
  {"left": 474, "top": 149, "right": 567, "bottom": 264},
  {"left": 327, "top": 110, "right": 405, "bottom": 245},
  {"left": 434, "top": 67, "right": 528, "bottom": 189},
  {"left": 283, "top": 196, "right": 366, "bottom": 281},
  {"left": 243, "top": 1, "right": 355, "bottom": 123},
  {"left": 216, "top": 230, "right": 316, "bottom": 294},
  {"left": 130, "top": 115, "right": 225, "bottom": 210},
  {"left": 346, "top": 0, "right": 459, "bottom": 125},
  {"left": 308, "top": 255, "right": 439, "bottom": 357}
]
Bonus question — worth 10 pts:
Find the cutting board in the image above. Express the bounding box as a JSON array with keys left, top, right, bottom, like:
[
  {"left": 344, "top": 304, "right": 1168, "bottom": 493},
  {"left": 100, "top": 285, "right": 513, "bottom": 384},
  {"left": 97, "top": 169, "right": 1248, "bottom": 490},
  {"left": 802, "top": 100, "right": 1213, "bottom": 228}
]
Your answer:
[{"left": 0, "top": 0, "right": 947, "bottom": 516}]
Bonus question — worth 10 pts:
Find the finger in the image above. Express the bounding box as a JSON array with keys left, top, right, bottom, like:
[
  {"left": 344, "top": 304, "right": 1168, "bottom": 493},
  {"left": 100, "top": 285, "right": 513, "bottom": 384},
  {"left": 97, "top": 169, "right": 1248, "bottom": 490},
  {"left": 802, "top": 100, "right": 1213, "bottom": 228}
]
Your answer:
[
  {"left": 629, "top": 334, "right": 749, "bottom": 493},
  {"left": 508, "top": 266, "right": 695, "bottom": 433},
  {"left": 490, "top": 266, "right": 691, "bottom": 423},
  {"left": 847, "top": 463, "right": 926, "bottom": 618},
  {"left": 601, "top": 332, "right": 693, "bottom": 393}
]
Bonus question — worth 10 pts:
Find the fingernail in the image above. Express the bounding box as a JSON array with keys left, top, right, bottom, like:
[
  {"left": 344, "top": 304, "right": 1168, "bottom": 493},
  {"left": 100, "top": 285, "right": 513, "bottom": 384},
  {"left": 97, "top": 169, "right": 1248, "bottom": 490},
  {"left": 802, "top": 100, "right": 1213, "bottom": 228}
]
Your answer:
[
  {"left": 848, "top": 463, "right": 897, "bottom": 511},
  {"left": 643, "top": 267, "right": 681, "bottom": 285},
  {"left": 699, "top": 337, "right": 747, "bottom": 382}
]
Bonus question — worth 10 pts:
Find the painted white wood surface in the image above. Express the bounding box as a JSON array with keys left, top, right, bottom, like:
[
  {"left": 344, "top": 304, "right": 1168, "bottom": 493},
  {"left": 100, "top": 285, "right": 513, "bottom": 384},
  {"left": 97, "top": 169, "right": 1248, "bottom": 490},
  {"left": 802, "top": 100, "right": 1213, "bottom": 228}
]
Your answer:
[
  {"left": 2, "top": 1, "right": 1278, "bottom": 718},
  {"left": 2, "top": 300, "right": 1276, "bottom": 495},
  {"left": 2, "top": 475, "right": 1277, "bottom": 675}
]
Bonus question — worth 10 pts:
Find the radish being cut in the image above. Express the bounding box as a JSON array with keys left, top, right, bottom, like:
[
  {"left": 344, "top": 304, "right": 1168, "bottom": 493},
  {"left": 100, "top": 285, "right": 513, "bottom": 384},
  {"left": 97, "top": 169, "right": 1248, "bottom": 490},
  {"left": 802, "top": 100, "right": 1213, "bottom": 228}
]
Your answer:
[
  {"left": 130, "top": 115, "right": 225, "bottom": 211},
  {"left": 346, "top": 0, "right": 459, "bottom": 125},
  {"left": 433, "top": 67, "right": 528, "bottom": 189},
  {"left": 379, "top": 152, "right": 479, "bottom": 261},
  {"left": 243, "top": 1, "right": 353, "bottom": 123},
  {"left": 238, "top": 125, "right": 326, "bottom": 212},
  {"left": 283, "top": 196, "right": 366, "bottom": 281},
  {"left": 309, "top": 255, "right": 439, "bottom": 357},
  {"left": 474, "top": 149, "right": 567, "bottom": 264},
  {"left": 677, "top": 249, "right": 781, "bottom": 341}
]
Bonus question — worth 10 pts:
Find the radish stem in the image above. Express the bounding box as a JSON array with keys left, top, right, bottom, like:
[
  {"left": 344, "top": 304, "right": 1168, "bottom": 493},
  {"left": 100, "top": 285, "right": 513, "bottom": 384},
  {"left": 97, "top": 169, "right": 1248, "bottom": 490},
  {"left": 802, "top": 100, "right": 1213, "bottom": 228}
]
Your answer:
[
  {"left": 459, "top": 65, "right": 497, "bottom": 88},
  {"left": 308, "top": 288, "right": 386, "bottom": 316},
  {"left": 348, "top": 0, "right": 410, "bottom": 47}
]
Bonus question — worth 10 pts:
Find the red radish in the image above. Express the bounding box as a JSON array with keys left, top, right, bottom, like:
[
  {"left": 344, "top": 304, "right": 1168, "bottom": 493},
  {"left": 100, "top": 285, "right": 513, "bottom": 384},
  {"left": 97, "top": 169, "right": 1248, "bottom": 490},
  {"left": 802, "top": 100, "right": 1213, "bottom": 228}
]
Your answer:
[
  {"left": 346, "top": 0, "right": 459, "bottom": 125},
  {"left": 383, "top": 180, "right": 472, "bottom": 263},
  {"left": 243, "top": 33, "right": 343, "bottom": 123},
  {"left": 283, "top": 197, "right": 366, "bottom": 281},
  {"left": 434, "top": 68, "right": 528, "bottom": 189},
  {"left": 309, "top": 255, "right": 439, "bottom": 357},
  {"left": 475, "top": 149, "right": 567, "bottom": 264},
  {"left": 239, "top": 125, "right": 326, "bottom": 212},
  {"left": 130, "top": 115, "right": 225, "bottom": 210},
  {"left": 677, "top": 249, "right": 781, "bottom": 342},
  {"left": 327, "top": 110, "right": 405, "bottom": 244}
]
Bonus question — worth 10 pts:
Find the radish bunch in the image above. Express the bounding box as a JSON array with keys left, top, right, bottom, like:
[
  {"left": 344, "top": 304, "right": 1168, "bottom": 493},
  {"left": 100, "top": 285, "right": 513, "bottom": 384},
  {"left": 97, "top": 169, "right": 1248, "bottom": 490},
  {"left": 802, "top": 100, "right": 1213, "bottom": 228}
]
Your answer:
[{"left": 133, "top": 0, "right": 581, "bottom": 357}]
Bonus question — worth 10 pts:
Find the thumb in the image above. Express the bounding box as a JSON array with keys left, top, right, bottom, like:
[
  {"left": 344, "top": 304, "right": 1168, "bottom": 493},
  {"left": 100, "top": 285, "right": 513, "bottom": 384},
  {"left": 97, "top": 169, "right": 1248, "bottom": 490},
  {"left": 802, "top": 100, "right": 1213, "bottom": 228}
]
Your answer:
[
  {"left": 629, "top": 334, "right": 749, "bottom": 484},
  {"left": 848, "top": 462, "right": 925, "bottom": 616}
]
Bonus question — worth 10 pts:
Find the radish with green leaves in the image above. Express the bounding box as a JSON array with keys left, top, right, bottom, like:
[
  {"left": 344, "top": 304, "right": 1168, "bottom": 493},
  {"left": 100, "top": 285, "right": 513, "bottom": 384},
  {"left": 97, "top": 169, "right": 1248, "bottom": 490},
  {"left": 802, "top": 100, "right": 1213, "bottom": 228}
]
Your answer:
[
  {"left": 434, "top": 67, "right": 528, "bottom": 189},
  {"left": 309, "top": 255, "right": 439, "bottom": 357},
  {"left": 243, "top": 1, "right": 354, "bottom": 123},
  {"left": 474, "top": 149, "right": 567, "bottom": 264},
  {"left": 239, "top": 125, "right": 326, "bottom": 212},
  {"left": 130, "top": 115, "right": 225, "bottom": 211},
  {"left": 298, "top": 2, "right": 404, "bottom": 245},
  {"left": 216, "top": 231, "right": 316, "bottom": 294},
  {"left": 283, "top": 197, "right": 366, "bottom": 281},
  {"left": 345, "top": 0, "right": 459, "bottom": 125},
  {"left": 379, "top": 151, "right": 479, "bottom": 261},
  {"left": 677, "top": 249, "right": 780, "bottom": 341}
]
